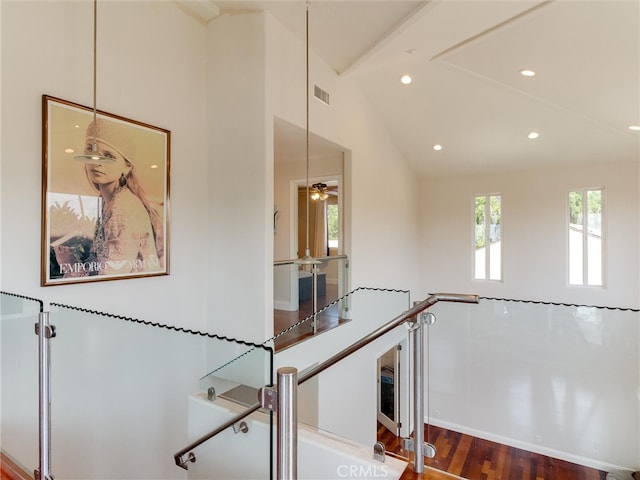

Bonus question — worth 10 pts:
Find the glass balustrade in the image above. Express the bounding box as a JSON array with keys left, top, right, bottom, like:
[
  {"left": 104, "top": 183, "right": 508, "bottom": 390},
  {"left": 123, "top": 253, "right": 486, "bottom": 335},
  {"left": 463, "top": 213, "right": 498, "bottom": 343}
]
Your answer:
[
  {"left": 200, "top": 285, "right": 413, "bottom": 480},
  {"left": 1, "top": 292, "right": 43, "bottom": 476},
  {"left": 7, "top": 287, "right": 634, "bottom": 480},
  {"left": 420, "top": 299, "right": 639, "bottom": 479},
  {"left": 273, "top": 256, "right": 349, "bottom": 351},
  {"left": 271, "top": 286, "right": 412, "bottom": 477},
  {"left": 45, "top": 303, "right": 272, "bottom": 480},
  {"left": 189, "top": 343, "right": 274, "bottom": 479}
]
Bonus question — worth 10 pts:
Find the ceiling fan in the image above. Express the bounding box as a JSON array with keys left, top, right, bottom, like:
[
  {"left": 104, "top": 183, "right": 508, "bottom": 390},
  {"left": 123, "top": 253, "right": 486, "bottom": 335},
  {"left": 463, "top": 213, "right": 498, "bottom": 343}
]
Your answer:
[{"left": 310, "top": 182, "right": 337, "bottom": 200}]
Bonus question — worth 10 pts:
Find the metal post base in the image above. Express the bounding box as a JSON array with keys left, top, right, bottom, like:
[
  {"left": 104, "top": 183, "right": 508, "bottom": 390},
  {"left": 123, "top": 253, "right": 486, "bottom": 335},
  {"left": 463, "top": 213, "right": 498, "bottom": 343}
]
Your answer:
[{"left": 401, "top": 438, "right": 437, "bottom": 459}]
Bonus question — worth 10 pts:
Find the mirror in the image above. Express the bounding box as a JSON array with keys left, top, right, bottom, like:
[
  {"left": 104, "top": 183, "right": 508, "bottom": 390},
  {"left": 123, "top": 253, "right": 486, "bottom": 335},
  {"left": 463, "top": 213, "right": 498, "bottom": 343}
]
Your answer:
[
  {"left": 273, "top": 117, "right": 347, "bottom": 262},
  {"left": 295, "top": 177, "right": 342, "bottom": 258},
  {"left": 273, "top": 117, "right": 349, "bottom": 345}
]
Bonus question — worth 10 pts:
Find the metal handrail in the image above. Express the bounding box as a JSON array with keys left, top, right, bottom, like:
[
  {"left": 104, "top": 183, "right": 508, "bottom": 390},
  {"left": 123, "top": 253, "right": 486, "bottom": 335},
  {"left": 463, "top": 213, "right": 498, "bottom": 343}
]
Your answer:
[
  {"left": 173, "top": 292, "right": 478, "bottom": 469},
  {"left": 174, "top": 402, "right": 262, "bottom": 469},
  {"left": 298, "top": 292, "right": 477, "bottom": 384}
]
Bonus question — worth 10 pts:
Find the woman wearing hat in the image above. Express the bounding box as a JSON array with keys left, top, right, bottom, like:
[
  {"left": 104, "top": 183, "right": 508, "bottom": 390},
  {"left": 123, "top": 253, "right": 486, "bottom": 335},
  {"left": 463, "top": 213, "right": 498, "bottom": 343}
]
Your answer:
[{"left": 81, "top": 118, "right": 164, "bottom": 276}]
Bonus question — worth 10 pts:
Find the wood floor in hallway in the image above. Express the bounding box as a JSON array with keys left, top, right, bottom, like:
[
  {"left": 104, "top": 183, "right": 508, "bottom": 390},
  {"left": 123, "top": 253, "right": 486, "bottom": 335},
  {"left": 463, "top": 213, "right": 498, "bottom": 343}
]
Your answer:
[
  {"left": 273, "top": 284, "right": 346, "bottom": 351},
  {"left": 378, "top": 423, "right": 609, "bottom": 480}
]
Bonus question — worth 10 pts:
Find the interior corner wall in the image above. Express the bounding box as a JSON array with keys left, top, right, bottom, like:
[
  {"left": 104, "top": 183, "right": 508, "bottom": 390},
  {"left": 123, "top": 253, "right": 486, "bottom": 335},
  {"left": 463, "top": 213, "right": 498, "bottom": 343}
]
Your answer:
[
  {"left": 205, "top": 12, "right": 272, "bottom": 342},
  {"left": 0, "top": 1, "right": 209, "bottom": 331},
  {"left": 265, "top": 11, "right": 422, "bottom": 449},
  {"left": 419, "top": 160, "right": 640, "bottom": 308},
  {"left": 264, "top": 13, "right": 423, "bottom": 300}
]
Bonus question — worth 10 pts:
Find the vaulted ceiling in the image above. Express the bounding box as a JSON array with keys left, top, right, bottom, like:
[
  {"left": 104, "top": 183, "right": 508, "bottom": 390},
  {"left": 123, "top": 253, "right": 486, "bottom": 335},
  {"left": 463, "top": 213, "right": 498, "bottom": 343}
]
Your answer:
[{"left": 179, "top": 0, "right": 640, "bottom": 178}]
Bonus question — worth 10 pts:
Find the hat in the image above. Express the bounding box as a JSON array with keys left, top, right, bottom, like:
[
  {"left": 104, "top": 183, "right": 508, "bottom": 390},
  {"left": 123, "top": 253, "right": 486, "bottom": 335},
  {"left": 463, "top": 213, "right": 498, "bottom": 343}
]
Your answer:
[{"left": 85, "top": 118, "right": 136, "bottom": 162}]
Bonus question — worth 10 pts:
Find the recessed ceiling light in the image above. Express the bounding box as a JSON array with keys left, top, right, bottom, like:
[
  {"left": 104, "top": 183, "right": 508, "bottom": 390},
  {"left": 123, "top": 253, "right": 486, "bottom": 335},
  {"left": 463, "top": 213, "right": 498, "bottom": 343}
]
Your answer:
[
  {"left": 629, "top": 125, "right": 640, "bottom": 131},
  {"left": 400, "top": 75, "right": 412, "bottom": 85},
  {"left": 150, "top": 164, "right": 159, "bottom": 169},
  {"left": 64, "top": 148, "right": 74, "bottom": 154},
  {"left": 520, "top": 69, "right": 536, "bottom": 77},
  {"left": 528, "top": 132, "right": 539, "bottom": 139},
  {"left": 433, "top": 144, "right": 442, "bottom": 151}
]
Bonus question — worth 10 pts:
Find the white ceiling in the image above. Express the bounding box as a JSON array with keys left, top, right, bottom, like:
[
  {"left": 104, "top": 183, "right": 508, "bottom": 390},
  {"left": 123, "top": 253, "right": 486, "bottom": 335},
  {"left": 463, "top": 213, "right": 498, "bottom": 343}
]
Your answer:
[{"left": 182, "top": 0, "right": 640, "bottom": 178}]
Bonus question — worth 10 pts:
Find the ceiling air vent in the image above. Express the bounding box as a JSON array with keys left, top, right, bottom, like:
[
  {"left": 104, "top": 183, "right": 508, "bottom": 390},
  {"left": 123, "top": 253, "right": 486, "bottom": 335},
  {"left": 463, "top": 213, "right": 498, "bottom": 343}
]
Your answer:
[{"left": 314, "top": 85, "right": 330, "bottom": 105}]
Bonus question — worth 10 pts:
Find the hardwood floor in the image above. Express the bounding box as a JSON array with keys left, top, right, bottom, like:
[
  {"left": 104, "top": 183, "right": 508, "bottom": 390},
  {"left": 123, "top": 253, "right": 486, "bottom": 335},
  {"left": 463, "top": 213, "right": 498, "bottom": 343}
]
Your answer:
[
  {"left": 378, "top": 423, "right": 609, "bottom": 480},
  {"left": 273, "top": 284, "right": 348, "bottom": 351},
  {"left": 0, "top": 452, "right": 32, "bottom": 480}
]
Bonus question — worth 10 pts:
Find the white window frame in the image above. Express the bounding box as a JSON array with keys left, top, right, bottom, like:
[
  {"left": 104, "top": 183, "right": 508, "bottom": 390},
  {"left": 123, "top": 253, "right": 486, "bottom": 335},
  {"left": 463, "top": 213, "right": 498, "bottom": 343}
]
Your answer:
[
  {"left": 473, "top": 193, "right": 502, "bottom": 282},
  {"left": 568, "top": 187, "right": 605, "bottom": 287}
]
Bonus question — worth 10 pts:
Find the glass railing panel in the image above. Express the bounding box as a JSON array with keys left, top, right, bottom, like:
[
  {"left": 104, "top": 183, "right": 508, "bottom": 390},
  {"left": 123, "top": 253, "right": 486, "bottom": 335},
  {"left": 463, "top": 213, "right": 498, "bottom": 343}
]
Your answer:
[
  {"left": 271, "top": 287, "right": 411, "bottom": 458},
  {"left": 187, "top": 340, "right": 273, "bottom": 478},
  {"left": 186, "top": 397, "right": 272, "bottom": 480},
  {"left": 425, "top": 298, "right": 639, "bottom": 479},
  {"left": 272, "top": 286, "right": 409, "bottom": 354},
  {"left": 1, "top": 292, "right": 42, "bottom": 475},
  {"left": 274, "top": 256, "right": 348, "bottom": 312},
  {"left": 48, "top": 304, "right": 272, "bottom": 480},
  {"left": 273, "top": 256, "right": 349, "bottom": 351}
]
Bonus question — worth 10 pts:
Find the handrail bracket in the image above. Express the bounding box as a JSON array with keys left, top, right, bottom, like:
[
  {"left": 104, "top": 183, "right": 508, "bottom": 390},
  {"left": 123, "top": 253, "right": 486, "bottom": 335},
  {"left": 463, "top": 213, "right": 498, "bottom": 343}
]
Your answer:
[
  {"left": 175, "top": 452, "right": 196, "bottom": 471},
  {"left": 259, "top": 385, "right": 278, "bottom": 412}
]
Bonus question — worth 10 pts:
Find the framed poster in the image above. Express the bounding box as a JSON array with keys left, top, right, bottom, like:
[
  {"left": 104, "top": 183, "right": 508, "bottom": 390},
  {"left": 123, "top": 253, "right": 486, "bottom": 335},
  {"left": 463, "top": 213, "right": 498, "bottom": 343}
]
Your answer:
[{"left": 41, "top": 95, "right": 170, "bottom": 286}]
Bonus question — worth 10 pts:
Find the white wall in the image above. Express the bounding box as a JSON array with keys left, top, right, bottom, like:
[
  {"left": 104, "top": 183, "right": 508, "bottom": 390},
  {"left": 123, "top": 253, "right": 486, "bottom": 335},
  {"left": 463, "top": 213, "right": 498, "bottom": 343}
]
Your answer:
[
  {"left": 1, "top": 1, "right": 209, "bottom": 332},
  {"left": 419, "top": 161, "right": 640, "bottom": 471},
  {"left": 420, "top": 161, "right": 640, "bottom": 308},
  {"left": 205, "top": 12, "right": 273, "bottom": 342},
  {"left": 265, "top": 13, "right": 423, "bottom": 298},
  {"left": 0, "top": 2, "right": 423, "bottom": 337}
]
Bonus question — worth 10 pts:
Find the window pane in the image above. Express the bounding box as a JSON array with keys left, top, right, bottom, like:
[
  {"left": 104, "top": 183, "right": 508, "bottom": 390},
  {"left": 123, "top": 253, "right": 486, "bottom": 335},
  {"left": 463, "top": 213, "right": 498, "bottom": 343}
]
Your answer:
[
  {"left": 587, "top": 190, "right": 601, "bottom": 236},
  {"left": 569, "top": 225, "right": 583, "bottom": 285},
  {"left": 587, "top": 190, "right": 602, "bottom": 285},
  {"left": 327, "top": 204, "right": 339, "bottom": 249},
  {"left": 474, "top": 197, "right": 486, "bottom": 279},
  {"left": 587, "top": 234, "right": 602, "bottom": 285},
  {"left": 489, "top": 195, "right": 501, "bottom": 281},
  {"left": 569, "top": 191, "right": 583, "bottom": 225},
  {"left": 475, "top": 197, "right": 486, "bottom": 248},
  {"left": 568, "top": 191, "right": 584, "bottom": 285}
]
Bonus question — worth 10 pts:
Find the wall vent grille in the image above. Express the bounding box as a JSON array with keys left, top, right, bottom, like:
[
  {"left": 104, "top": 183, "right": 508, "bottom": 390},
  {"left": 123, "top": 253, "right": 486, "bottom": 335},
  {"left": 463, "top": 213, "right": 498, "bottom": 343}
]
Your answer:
[{"left": 314, "top": 85, "right": 330, "bottom": 105}]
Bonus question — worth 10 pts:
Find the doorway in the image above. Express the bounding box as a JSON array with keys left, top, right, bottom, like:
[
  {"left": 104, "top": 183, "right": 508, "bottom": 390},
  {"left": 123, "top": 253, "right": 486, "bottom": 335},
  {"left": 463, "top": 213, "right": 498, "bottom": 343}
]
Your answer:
[
  {"left": 293, "top": 176, "right": 343, "bottom": 259},
  {"left": 377, "top": 344, "right": 401, "bottom": 435}
]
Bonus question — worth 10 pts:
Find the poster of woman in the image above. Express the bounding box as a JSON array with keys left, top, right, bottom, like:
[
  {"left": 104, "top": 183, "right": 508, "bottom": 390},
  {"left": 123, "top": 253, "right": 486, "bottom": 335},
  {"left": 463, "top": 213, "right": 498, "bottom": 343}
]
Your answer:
[{"left": 41, "top": 95, "right": 170, "bottom": 286}]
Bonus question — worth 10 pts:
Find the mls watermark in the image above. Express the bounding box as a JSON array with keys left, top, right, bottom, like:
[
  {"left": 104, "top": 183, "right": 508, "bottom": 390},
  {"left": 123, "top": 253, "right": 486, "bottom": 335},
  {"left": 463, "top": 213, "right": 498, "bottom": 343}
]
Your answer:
[{"left": 336, "top": 464, "right": 389, "bottom": 478}]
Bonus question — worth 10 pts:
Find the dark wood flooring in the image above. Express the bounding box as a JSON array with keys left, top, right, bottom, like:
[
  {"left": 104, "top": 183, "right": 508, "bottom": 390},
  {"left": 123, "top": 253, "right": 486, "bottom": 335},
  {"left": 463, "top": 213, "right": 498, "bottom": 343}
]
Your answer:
[
  {"left": 0, "top": 452, "right": 32, "bottom": 480},
  {"left": 378, "top": 423, "right": 609, "bottom": 480},
  {"left": 273, "top": 284, "right": 348, "bottom": 351}
]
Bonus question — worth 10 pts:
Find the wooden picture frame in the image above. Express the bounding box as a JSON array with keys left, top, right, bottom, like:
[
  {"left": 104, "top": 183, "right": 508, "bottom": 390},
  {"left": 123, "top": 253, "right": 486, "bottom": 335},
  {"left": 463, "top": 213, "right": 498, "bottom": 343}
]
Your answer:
[{"left": 41, "top": 95, "right": 170, "bottom": 286}]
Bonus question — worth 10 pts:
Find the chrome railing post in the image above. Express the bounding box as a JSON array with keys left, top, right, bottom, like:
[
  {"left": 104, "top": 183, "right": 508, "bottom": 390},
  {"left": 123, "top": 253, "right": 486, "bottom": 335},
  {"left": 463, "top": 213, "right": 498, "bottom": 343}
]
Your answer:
[
  {"left": 35, "top": 311, "right": 55, "bottom": 480},
  {"left": 277, "top": 367, "right": 298, "bottom": 480},
  {"left": 412, "top": 316, "right": 425, "bottom": 473},
  {"left": 311, "top": 264, "right": 318, "bottom": 334}
]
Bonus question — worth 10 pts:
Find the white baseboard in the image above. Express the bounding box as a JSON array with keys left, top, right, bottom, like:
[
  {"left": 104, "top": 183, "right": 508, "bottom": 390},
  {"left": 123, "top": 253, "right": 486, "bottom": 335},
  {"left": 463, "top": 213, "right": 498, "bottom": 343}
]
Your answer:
[
  {"left": 274, "top": 300, "right": 297, "bottom": 311},
  {"left": 427, "top": 417, "right": 633, "bottom": 475}
]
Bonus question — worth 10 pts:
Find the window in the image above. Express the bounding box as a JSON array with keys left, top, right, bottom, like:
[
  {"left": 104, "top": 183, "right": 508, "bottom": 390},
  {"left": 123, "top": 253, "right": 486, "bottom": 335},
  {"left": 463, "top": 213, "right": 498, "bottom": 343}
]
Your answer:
[
  {"left": 327, "top": 203, "right": 339, "bottom": 250},
  {"left": 474, "top": 194, "right": 502, "bottom": 281},
  {"left": 568, "top": 188, "right": 603, "bottom": 286}
]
